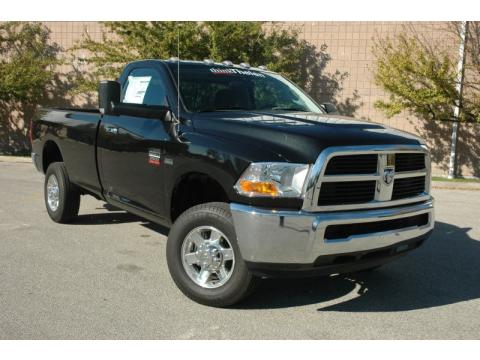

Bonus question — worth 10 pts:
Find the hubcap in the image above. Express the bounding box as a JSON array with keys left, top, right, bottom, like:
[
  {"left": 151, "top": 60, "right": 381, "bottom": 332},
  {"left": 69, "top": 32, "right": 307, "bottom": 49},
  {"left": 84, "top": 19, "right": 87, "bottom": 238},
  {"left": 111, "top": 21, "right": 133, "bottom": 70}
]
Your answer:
[
  {"left": 181, "top": 226, "right": 235, "bottom": 289},
  {"left": 47, "top": 174, "right": 60, "bottom": 211}
]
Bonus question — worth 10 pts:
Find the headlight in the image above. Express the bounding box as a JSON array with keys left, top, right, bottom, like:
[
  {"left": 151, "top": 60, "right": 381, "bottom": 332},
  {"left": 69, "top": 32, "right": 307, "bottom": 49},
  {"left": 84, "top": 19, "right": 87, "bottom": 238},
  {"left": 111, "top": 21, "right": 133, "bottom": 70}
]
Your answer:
[{"left": 235, "top": 163, "right": 310, "bottom": 198}]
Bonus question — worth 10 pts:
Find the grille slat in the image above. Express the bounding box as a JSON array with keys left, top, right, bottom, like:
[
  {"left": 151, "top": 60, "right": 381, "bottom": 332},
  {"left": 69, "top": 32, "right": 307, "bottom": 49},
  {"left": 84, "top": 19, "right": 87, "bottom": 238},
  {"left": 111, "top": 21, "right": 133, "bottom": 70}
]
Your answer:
[
  {"left": 318, "top": 181, "right": 375, "bottom": 205},
  {"left": 324, "top": 213, "right": 429, "bottom": 240},
  {"left": 324, "top": 154, "right": 378, "bottom": 175},
  {"left": 395, "top": 153, "right": 425, "bottom": 172},
  {"left": 394, "top": 180, "right": 425, "bottom": 186},
  {"left": 392, "top": 176, "right": 425, "bottom": 200}
]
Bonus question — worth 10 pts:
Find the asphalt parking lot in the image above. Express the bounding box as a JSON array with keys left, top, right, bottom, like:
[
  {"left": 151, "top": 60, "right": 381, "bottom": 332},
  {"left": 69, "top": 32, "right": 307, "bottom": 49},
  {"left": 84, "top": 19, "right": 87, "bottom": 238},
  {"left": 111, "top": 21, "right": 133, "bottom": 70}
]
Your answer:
[{"left": 1, "top": 160, "right": 479, "bottom": 339}]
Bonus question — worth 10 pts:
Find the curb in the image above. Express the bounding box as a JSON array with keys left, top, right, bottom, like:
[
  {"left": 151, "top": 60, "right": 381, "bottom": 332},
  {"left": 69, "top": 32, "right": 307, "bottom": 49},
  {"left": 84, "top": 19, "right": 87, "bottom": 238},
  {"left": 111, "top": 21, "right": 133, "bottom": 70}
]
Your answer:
[
  {"left": 0, "top": 156, "right": 31, "bottom": 164},
  {"left": 432, "top": 181, "right": 480, "bottom": 191}
]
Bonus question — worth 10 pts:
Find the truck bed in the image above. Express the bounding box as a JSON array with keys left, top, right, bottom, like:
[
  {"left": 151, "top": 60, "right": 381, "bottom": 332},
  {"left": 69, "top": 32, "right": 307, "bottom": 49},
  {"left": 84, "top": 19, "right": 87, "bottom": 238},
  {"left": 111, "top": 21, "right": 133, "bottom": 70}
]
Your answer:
[{"left": 32, "top": 107, "right": 104, "bottom": 197}]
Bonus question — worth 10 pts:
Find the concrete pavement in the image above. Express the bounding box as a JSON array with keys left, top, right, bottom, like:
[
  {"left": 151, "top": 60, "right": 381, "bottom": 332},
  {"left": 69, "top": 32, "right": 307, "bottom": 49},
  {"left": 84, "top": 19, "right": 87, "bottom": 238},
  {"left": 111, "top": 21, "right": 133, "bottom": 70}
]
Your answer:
[{"left": 0, "top": 161, "right": 479, "bottom": 339}]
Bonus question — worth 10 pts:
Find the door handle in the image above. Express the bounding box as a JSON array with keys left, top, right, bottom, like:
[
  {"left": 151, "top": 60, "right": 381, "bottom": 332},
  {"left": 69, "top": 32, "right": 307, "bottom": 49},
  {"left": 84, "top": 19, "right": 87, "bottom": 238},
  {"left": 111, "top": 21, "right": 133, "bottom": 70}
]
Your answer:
[{"left": 105, "top": 125, "right": 118, "bottom": 135}]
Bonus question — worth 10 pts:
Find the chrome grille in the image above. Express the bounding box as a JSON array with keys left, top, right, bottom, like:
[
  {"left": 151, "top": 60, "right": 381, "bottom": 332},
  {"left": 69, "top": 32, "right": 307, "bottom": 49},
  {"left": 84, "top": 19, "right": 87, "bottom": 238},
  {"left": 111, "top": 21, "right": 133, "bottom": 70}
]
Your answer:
[{"left": 302, "top": 145, "right": 431, "bottom": 211}]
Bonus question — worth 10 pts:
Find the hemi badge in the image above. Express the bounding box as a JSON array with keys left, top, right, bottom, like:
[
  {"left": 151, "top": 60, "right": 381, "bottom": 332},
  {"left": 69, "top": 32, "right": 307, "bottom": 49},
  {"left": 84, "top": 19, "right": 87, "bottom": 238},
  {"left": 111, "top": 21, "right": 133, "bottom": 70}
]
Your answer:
[
  {"left": 164, "top": 158, "right": 173, "bottom": 165},
  {"left": 148, "top": 148, "right": 161, "bottom": 167}
]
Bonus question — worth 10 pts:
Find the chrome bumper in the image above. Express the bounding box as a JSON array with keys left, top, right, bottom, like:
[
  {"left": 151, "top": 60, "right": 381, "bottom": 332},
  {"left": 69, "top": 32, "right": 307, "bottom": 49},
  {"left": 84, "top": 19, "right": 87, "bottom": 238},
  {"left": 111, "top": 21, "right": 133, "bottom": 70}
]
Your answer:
[{"left": 230, "top": 199, "right": 434, "bottom": 265}]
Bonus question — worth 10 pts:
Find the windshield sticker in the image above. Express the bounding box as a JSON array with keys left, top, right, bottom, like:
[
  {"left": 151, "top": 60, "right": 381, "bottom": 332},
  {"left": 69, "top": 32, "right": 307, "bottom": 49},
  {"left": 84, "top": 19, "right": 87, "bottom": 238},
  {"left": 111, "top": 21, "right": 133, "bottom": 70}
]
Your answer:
[
  {"left": 209, "top": 68, "right": 265, "bottom": 78},
  {"left": 123, "top": 76, "right": 152, "bottom": 104}
]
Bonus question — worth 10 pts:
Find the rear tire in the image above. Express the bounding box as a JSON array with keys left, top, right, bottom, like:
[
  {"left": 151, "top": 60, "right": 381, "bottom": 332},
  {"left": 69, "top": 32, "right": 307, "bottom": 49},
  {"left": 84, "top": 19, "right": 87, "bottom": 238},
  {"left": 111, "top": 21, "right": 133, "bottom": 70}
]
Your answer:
[
  {"left": 167, "top": 202, "right": 257, "bottom": 307},
  {"left": 44, "top": 162, "right": 80, "bottom": 223}
]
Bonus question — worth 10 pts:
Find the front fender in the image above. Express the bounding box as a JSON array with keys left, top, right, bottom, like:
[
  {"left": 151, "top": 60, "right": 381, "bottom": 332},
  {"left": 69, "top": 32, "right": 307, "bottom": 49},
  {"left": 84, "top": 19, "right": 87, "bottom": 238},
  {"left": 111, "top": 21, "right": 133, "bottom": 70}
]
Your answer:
[{"left": 165, "top": 131, "right": 303, "bottom": 212}]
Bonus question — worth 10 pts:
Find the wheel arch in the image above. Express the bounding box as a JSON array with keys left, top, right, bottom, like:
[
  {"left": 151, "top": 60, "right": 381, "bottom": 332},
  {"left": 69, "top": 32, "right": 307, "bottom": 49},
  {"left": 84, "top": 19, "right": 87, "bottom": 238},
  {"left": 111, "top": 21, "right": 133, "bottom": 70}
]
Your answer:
[
  {"left": 170, "top": 171, "right": 231, "bottom": 222},
  {"left": 42, "top": 140, "right": 64, "bottom": 173}
]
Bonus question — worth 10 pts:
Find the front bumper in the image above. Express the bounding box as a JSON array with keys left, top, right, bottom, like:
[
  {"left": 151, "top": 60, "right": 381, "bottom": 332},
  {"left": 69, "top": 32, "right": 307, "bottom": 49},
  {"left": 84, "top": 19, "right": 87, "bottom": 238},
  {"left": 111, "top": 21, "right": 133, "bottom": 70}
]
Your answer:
[{"left": 230, "top": 199, "right": 434, "bottom": 276}]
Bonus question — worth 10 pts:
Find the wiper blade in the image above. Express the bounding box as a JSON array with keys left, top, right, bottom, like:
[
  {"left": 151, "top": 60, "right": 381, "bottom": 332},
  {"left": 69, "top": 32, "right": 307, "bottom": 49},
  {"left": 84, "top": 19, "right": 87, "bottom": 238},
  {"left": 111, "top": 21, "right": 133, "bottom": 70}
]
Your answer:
[
  {"left": 197, "top": 107, "right": 251, "bottom": 113},
  {"left": 197, "top": 107, "right": 306, "bottom": 113},
  {"left": 271, "top": 107, "right": 306, "bottom": 112}
]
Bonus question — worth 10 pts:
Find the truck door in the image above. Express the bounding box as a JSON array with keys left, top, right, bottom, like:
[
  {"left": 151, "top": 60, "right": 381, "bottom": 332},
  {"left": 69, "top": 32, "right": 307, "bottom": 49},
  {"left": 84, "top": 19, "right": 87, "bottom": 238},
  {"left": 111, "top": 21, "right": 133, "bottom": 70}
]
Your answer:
[{"left": 97, "top": 66, "right": 172, "bottom": 218}]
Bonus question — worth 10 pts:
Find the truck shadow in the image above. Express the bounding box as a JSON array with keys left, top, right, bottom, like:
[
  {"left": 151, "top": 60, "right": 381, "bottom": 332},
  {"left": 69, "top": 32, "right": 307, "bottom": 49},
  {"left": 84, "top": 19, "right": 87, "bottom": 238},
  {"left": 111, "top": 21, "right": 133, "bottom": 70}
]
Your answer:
[
  {"left": 74, "top": 204, "right": 170, "bottom": 236},
  {"left": 238, "top": 221, "right": 480, "bottom": 312},
  {"left": 75, "top": 212, "right": 140, "bottom": 225}
]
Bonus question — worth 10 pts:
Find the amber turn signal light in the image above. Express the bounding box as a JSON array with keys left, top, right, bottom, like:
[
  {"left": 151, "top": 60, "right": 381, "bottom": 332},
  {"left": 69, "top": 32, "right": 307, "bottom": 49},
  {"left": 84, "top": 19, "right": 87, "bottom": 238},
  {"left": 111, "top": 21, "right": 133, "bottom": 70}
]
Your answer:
[{"left": 238, "top": 180, "right": 279, "bottom": 196}]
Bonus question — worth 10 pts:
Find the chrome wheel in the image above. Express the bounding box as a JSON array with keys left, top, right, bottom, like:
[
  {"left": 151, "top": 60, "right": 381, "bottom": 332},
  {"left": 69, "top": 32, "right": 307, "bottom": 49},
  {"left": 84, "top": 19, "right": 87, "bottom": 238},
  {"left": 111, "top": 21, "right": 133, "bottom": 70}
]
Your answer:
[
  {"left": 181, "top": 226, "right": 235, "bottom": 289},
  {"left": 46, "top": 174, "right": 60, "bottom": 211}
]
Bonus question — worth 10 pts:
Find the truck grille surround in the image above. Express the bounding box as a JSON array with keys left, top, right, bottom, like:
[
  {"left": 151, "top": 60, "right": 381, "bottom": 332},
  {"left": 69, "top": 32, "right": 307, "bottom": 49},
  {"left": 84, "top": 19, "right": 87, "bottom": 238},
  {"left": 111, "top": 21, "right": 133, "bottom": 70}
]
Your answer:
[{"left": 303, "top": 145, "right": 432, "bottom": 212}]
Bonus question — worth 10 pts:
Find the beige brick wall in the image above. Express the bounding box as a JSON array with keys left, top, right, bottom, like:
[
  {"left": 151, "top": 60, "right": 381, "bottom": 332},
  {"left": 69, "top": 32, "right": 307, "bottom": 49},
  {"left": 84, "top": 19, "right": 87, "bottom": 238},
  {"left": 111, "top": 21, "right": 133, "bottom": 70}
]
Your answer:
[
  {"left": 266, "top": 21, "right": 479, "bottom": 177},
  {"left": 13, "top": 22, "right": 480, "bottom": 177},
  {"left": 269, "top": 22, "right": 456, "bottom": 124},
  {"left": 45, "top": 22, "right": 103, "bottom": 48}
]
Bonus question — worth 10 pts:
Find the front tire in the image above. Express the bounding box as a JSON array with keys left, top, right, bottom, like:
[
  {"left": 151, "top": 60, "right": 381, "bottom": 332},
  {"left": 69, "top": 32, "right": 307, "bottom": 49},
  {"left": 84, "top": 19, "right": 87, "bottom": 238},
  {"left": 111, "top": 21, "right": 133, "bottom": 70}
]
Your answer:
[
  {"left": 167, "top": 202, "right": 257, "bottom": 307},
  {"left": 44, "top": 162, "right": 80, "bottom": 223}
]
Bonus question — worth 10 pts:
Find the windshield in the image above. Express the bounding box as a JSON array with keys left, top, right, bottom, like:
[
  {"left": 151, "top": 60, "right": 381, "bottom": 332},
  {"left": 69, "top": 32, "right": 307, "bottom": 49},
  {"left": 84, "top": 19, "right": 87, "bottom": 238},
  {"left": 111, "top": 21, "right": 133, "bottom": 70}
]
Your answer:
[{"left": 168, "top": 63, "right": 323, "bottom": 113}]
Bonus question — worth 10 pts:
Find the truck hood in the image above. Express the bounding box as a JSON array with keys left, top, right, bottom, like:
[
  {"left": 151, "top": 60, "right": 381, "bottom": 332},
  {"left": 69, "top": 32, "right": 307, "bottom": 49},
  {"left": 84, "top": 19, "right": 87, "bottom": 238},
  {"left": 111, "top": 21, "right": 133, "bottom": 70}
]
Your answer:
[{"left": 192, "top": 111, "right": 425, "bottom": 163}]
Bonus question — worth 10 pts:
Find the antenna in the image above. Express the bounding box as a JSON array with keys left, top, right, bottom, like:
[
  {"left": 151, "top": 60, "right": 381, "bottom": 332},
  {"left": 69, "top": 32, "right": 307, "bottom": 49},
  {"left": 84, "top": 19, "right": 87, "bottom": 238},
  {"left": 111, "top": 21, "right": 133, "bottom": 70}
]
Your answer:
[
  {"left": 166, "top": 24, "right": 187, "bottom": 144},
  {"left": 177, "top": 25, "right": 180, "bottom": 123}
]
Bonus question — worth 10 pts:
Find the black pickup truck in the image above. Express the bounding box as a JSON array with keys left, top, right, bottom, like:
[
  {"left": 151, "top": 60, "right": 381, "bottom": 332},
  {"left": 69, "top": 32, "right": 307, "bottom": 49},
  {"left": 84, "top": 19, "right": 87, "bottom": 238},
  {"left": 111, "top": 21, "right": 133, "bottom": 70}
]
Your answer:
[{"left": 32, "top": 59, "right": 434, "bottom": 307}]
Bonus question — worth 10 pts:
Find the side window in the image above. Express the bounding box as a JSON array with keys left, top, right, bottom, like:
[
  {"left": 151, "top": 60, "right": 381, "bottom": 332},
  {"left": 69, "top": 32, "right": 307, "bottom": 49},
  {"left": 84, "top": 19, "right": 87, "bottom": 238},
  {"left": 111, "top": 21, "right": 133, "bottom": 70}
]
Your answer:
[{"left": 121, "top": 68, "right": 166, "bottom": 106}]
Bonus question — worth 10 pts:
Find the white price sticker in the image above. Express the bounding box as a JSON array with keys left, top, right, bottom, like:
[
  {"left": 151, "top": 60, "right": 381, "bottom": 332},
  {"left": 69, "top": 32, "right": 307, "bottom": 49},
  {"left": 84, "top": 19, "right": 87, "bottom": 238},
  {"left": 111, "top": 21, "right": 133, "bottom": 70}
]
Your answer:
[{"left": 123, "top": 76, "right": 152, "bottom": 104}]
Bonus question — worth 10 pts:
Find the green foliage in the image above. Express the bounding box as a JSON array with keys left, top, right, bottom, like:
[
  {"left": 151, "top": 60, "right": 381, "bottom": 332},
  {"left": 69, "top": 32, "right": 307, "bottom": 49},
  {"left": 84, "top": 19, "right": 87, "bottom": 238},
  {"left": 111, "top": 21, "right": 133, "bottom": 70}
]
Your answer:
[
  {"left": 373, "top": 32, "right": 480, "bottom": 123},
  {"left": 71, "top": 21, "right": 345, "bottom": 102},
  {"left": 0, "top": 22, "right": 61, "bottom": 154},
  {"left": 0, "top": 22, "right": 60, "bottom": 105}
]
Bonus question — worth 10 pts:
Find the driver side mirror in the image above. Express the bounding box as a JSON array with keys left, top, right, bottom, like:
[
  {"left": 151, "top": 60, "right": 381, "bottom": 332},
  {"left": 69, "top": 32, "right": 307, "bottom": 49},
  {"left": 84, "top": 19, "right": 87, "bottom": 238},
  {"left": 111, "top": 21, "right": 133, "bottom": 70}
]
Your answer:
[
  {"left": 99, "top": 80, "right": 170, "bottom": 120},
  {"left": 99, "top": 80, "right": 120, "bottom": 115},
  {"left": 320, "top": 102, "right": 338, "bottom": 115}
]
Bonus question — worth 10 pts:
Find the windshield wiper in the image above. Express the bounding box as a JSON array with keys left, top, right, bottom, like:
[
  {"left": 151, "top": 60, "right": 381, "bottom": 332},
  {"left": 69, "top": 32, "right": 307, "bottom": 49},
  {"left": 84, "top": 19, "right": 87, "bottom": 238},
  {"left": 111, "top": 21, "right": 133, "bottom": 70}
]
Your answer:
[
  {"left": 197, "top": 107, "right": 252, "bottom": 113},
  {"left": 270, "top": 107, "right": 306, "bottom": 112},
  {"left": 196, "top": 107, "right": 306, "bottom": 113}
]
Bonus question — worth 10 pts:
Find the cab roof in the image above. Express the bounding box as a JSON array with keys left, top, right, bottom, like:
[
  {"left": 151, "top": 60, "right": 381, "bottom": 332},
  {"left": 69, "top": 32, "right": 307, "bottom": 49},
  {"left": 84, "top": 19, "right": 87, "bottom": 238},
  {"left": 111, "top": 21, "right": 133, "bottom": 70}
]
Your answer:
[{"left": 127, "top": 58, "right": 274, "bottom": 74}]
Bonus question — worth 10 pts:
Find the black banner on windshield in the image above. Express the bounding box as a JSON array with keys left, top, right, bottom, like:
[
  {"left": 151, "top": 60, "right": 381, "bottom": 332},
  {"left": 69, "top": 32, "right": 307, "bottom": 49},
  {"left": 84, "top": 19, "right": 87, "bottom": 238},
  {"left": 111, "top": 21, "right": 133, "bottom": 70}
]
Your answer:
[{"left": 209, "top": 67, "right": 265, "bottom": 78}]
